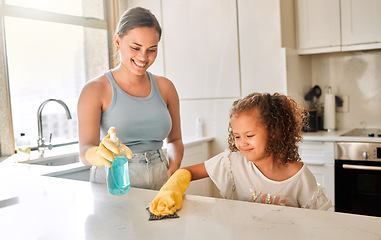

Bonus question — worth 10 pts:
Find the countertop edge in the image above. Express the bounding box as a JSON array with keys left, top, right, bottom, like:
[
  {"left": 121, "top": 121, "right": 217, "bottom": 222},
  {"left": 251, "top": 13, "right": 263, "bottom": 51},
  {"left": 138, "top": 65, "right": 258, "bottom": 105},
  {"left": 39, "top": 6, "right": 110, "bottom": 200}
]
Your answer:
[{"left": 1, "top": 136, "right": 215, "bottom": 176}]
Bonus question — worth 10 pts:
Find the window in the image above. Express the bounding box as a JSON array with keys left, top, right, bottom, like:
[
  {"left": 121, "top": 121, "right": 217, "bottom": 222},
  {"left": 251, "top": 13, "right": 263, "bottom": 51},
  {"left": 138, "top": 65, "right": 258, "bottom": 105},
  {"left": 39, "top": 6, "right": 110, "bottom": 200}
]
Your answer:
[{"left": 2, "top": 0, "right": 110, "bottom": 148}]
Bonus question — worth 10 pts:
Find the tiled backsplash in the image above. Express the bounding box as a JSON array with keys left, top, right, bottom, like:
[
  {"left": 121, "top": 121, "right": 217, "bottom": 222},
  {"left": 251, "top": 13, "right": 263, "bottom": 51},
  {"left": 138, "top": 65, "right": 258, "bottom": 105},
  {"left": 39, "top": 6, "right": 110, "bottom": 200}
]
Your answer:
[{"left": 311, "top": 50, "right": 381, "bottom": 130}]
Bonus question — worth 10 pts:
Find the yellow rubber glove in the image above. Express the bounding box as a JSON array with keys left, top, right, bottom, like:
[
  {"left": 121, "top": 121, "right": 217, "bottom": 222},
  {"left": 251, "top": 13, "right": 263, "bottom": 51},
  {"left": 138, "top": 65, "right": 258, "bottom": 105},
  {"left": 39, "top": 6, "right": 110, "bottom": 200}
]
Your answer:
[
  {"left": 85, "top": 127, "right": 133, "bottom": 168},
  {"left": 149, "top": 169, "right": 191, "bottom": 216}
]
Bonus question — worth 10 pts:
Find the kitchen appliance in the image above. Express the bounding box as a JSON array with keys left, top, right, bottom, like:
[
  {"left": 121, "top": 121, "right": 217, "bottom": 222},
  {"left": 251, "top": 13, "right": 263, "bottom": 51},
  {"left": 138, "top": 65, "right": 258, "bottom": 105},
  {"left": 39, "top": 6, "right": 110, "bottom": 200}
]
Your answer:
[
  {"left": 335, "top": 140, "right": 381, "bottom": 217},
  {"left": 304, "top": 85, "right": 322, "bottom": 102},
  {"left": 302, "top": 109, "right": 318, "bottom": 132},
  {"left": 303, "top": 85, "right": 321, "bottom": 132},
  {"left": 341, "top": 128, "right": 381, "bottom": 138}
]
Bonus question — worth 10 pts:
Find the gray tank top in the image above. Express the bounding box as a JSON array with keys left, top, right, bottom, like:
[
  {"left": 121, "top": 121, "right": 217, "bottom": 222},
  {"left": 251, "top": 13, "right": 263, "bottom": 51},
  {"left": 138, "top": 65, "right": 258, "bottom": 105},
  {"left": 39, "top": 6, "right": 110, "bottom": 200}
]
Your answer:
[{"left": 100, "top": 70, "right": 172, "bottom": 153}]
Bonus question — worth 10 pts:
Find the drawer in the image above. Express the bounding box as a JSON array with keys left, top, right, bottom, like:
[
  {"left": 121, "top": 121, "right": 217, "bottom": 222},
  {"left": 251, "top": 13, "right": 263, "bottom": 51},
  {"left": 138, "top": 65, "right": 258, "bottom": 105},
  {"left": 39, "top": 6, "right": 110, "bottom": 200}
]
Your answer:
[{"left": 299, "top": 141, "right": 335, "bottom": 165}]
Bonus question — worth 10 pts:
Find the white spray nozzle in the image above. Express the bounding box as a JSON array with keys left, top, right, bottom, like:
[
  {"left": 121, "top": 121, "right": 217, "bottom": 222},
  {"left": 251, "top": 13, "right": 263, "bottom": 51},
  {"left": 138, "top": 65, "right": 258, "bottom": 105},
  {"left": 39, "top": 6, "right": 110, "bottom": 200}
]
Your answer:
[
  {"left": 109, "top": 132, "right": 118, "bottom": 145},
  {"left": 108, "top": 127, "right": 119, "bottom": 146}
]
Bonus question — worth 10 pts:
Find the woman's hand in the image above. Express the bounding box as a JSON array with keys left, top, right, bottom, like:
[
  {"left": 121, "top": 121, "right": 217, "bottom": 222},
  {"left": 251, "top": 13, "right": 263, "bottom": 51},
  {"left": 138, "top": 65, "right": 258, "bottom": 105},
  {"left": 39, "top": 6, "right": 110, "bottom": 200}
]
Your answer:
[
  {"left": 166, "top": 138, "right": 183, "bottom": 179},
  {"left": 167, "top": 165, "right": 180, "bottom": 179}
]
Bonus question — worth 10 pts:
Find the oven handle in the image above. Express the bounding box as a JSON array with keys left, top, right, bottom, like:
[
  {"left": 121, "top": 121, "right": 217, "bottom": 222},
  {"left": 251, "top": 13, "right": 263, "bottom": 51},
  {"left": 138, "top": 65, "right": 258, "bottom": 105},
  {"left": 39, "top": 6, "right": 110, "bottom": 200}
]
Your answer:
[{"left": 342, "top": 164, "right": 381, "bottom": 171}]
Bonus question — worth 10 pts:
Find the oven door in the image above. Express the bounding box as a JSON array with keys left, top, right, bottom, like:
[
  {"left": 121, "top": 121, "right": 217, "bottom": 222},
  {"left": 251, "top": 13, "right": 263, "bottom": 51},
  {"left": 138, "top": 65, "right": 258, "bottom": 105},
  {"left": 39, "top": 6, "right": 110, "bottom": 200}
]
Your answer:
[{"left": 335, "top": 159, "right": 381, "bottom": 217}]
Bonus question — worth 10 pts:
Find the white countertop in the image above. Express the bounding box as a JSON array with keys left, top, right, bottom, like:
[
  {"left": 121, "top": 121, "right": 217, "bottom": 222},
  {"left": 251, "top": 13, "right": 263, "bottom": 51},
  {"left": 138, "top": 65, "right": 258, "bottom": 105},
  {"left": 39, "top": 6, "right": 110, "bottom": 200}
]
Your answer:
[
  {"left": 1, "top": 136, "right": 380, "bottom": 239},
  {"left": 0, "top": 136, "right": 215, "bottom": 177},
  {"left": 1, "top": 173, "right": 380, "bottom": 240},
  {"left": 303, "top": 129, "right": 381, "bottom": 143}
]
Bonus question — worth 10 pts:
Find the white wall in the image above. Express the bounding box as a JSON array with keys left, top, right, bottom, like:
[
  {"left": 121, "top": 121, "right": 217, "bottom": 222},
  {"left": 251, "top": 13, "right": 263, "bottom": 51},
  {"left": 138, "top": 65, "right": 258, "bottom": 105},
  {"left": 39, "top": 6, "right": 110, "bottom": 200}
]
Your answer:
[
  {"left": 125, "top": 0, "right": 287, "bottom": 157},
  {"left": 311, "top": 50, "right": 381, "bottom": 129}
]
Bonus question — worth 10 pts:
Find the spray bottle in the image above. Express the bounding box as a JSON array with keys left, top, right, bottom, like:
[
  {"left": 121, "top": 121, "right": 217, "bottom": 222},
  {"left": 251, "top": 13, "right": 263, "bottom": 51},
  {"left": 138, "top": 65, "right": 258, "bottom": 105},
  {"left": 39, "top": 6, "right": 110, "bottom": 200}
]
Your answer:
[{"left": 106, "top": 129, "right": 131, "bottom": 195}]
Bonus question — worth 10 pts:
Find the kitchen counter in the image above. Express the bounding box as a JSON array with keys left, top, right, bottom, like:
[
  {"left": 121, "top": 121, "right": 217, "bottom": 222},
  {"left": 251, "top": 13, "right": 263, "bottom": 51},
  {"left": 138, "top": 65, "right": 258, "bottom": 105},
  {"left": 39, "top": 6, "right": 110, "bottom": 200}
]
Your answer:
[
  {"left": 1, "top": 173, "right": 380, "bottom": 240},
  {"left": 303, "top": 129, "right": 381, "bottom": 143},
  {"left": 0, "top": 136, "right": 214, "bottom": 177},
  {"left": 1, "top": 136, "right": 380, "bottom": 239}
]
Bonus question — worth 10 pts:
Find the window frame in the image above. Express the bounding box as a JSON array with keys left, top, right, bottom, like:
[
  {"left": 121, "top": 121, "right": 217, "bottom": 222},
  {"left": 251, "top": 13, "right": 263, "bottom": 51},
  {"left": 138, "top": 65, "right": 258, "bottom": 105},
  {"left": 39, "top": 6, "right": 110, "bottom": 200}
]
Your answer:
[{"left": 0, "top": 0, "right": 117, "bottom": 156}]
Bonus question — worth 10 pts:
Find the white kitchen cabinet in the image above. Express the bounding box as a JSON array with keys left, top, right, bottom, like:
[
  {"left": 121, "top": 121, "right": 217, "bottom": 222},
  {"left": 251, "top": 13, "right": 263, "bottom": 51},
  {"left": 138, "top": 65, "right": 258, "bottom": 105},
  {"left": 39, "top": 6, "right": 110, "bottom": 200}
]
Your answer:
[
  {"left": 296, "top": 0, "right": 341, "bottom": 54},
  {"left": 299, "top": 141, "right": 335, "bottom": 208},
  {"left": 341, "top": 0, "right": 381, "bottom": 51},
  {"left": 238, "top": 0, "right": 287, "bottom": 95},
  {"left": 161, "top": 138, "right": 214, "bottom": 197},
  {"left": 296, "top": 0, "right": 381, "bottom": 54},
  {"left": 181, "top": 140, "right": 215, "bottom": 197},
  {"left": 161, "top": 0, "right": 240, "bottom": 99}
]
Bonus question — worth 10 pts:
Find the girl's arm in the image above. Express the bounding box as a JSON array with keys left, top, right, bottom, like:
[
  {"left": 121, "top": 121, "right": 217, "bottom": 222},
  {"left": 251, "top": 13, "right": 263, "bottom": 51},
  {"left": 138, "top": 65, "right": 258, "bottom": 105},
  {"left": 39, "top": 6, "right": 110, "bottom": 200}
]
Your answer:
[{"left": 182, "top": 163, "right": 209, "bottom": 181}]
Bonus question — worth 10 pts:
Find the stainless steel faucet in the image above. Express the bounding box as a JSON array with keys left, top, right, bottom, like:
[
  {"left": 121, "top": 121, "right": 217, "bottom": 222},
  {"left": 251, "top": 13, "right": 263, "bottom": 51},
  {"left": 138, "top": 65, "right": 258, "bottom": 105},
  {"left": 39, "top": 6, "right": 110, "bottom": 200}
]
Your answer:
[{"left": 37, "top": 99, "right": 72, "bottom": 155}]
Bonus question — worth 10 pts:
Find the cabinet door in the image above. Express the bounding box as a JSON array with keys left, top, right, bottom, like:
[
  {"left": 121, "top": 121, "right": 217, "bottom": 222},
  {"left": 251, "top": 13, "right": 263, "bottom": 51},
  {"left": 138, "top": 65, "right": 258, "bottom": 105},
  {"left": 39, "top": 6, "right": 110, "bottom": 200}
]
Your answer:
[
  {"left": 341, "top": 0, "right": 381, "bottom": 48},
  {"left": 181, "top": 142, "right": 213, "bottom": 197},
  {"left": 238, "top": 0, "right": 287, "bottom": 95},
  {"left": 300, "top": 141, "right": 335, "bottom": 207},
  {"left": 306, "top": 164, "right": 335, "bottom": 208},
  {"left": 161, "top": 0, "right": 240, "bottom": 99},
  {"left": 296, "top": 0, "right": 341, "bottom": 53}
]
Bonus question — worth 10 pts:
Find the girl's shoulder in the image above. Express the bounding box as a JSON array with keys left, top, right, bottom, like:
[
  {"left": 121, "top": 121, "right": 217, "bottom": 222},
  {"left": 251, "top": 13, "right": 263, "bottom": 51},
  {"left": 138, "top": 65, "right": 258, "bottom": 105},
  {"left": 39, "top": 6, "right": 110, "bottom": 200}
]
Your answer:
[
  {"left": 280, "top": 162, "right": 317, "bottom": 185},
  {"left": 229, "top": 150, "right": 246, "bottom": 161},
  {"left": 287, "top": 161, "right": 304, "bottom": 176}
]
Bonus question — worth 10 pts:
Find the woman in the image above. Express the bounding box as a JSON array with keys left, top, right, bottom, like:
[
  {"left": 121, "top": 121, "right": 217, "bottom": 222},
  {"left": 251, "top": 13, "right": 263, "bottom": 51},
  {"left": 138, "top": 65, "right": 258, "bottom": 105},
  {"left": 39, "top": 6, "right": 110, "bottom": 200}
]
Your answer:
[{"left": 78, "top": 7, "right": 183, "bottom": 190}]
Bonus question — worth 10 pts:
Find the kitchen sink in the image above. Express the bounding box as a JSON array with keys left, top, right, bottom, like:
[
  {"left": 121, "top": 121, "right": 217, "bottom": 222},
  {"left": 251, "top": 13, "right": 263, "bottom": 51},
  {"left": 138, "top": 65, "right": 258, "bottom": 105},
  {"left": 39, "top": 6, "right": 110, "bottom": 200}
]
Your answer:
[
  {"left": 29, "top": 155, "right": 79, "bottom": 166},
  {"left": 21, "top": 153, "right": 80, "bottom": 166},
  {"left": 13, "top": 146, "right": 90, "bottom": 181},
  {"left": 18, "top": 144, "right": 81, "bottom": 167}
]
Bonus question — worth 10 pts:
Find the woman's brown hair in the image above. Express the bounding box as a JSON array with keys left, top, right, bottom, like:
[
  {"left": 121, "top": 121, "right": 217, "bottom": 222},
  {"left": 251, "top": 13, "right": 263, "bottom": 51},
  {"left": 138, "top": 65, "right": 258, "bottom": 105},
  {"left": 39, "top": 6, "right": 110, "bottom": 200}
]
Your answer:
[
  {"left": 227, "top": 92, "right": 306, "bottom": 165},
  {"left": 116, "top": 7, "right": 161, "bottom": 40}
]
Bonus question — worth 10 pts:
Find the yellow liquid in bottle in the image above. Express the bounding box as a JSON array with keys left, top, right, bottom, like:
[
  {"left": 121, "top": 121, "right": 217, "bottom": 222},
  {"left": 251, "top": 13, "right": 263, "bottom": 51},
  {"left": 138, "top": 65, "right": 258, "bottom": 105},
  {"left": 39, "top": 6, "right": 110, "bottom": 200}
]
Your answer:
[{"left": 17, "top": 146, "right": 31, "bottom": 162}]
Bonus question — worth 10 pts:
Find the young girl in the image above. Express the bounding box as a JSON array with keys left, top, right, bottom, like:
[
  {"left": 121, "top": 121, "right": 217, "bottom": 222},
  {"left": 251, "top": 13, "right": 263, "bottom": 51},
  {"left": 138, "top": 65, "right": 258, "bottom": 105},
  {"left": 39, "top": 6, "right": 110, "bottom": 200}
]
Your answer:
[
  {"left": 78, "top": 7, "right": 183, "bottom": 190},
  {"left": 183, "top": 92, "right": 331, "bottom": 210}
]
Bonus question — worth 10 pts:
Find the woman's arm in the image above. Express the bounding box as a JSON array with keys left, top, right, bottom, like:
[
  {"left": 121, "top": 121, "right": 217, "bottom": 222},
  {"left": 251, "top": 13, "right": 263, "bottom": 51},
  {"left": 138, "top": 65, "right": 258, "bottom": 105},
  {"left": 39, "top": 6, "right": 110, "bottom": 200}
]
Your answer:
[
  {"left": 165, "top": 81, "right": 183, "bottom": 178},
  {"left": 77, "top": 76, "right": 109, "bottom": 166},
  {"left": 156, "top": 76, "right": 184, "bottom": 178}
]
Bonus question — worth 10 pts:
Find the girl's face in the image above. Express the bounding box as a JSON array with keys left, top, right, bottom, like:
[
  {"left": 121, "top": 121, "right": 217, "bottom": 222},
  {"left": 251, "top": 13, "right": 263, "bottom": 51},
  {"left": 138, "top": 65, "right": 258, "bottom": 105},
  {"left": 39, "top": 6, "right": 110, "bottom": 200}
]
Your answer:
[
  {"left": 114, "top": 26, "right": 159, "bottom": 75},
  {"left": 230, "top": 109, "right": 269, "bottom": 163}
]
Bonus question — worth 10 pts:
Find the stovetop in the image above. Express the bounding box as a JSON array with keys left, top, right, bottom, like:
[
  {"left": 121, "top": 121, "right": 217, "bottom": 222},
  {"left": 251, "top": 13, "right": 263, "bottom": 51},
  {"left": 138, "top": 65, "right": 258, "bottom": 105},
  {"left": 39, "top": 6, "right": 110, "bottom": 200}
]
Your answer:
[{"left": 341, "top": 128, "right": 381, "bottom": 138}]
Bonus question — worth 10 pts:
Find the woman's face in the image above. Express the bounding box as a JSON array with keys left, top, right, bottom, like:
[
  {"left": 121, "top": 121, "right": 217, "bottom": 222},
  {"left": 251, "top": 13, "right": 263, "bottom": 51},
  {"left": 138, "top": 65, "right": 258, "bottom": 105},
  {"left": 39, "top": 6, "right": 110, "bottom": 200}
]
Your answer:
[
  {"left": 230, "top": 109, "right": 269, "bottom": 163},
  {"left": 115, "top": 26, "right": 160, "bottom": 75}
]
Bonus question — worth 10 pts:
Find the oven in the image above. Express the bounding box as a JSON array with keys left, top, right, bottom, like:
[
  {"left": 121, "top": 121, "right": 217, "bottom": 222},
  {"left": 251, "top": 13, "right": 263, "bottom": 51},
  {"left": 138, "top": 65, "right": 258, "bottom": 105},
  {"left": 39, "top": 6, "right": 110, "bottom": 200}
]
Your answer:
[{"left": 335, "top": 141, "right": 381, "bottom": 217}]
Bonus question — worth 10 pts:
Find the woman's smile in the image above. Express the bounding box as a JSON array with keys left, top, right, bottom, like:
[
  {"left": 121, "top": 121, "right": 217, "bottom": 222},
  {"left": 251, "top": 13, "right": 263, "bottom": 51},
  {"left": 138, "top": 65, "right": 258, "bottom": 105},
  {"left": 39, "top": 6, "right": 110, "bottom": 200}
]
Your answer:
[{"left": 132, "top": 59, "right": 147, "bottom": 68}]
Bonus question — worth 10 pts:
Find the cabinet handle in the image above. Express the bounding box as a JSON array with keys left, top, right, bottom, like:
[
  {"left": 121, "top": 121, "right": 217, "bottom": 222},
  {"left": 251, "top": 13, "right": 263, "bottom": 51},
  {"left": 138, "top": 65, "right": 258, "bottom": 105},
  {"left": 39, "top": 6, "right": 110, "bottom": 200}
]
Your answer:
[
  {"left": 304, "top": 162, "right": 325, "bottom": 166},
  {"left": 342, "top": 164, "right": 381, "bottom": 171},
  {"left": 302, "top": 141, "right": 324, "bottom": 144}
]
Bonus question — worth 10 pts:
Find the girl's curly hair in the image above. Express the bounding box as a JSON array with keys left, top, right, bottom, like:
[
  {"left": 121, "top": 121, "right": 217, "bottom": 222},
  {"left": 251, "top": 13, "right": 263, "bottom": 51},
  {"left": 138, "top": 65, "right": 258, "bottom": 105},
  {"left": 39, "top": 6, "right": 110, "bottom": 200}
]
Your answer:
[{"left": 227, "top": 92, "right": 307, "bottom": 165}]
